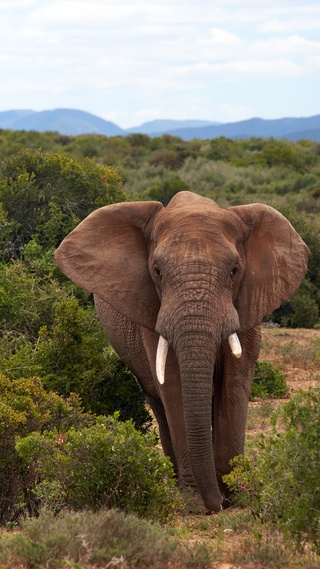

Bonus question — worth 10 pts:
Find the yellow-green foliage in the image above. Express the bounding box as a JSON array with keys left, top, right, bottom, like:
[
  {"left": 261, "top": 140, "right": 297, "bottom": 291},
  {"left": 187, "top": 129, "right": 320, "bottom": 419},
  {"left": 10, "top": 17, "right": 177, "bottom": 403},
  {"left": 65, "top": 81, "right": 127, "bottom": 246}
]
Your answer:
[
  {"left": 251, "top": 361, "right": 289, "bottom": 399},
  {"left": 0, "top": 148, "right": 124, "bottom": 258},
  {"left": 0, "top": 374, "right": 176, "bottom": 524},
  {"left": 17, "top": 416, "right": 178, "bottom": 522},
  {"left": 0, "top": 373, "right": 91, "bottom": 523}
]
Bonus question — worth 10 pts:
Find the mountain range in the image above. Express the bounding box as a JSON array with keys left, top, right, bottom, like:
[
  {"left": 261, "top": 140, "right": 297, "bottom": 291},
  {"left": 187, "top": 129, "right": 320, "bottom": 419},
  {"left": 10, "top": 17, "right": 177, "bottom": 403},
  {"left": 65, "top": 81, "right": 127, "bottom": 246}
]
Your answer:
[{"left": 1, "top": 108, "right": 320, "bottom": 142}]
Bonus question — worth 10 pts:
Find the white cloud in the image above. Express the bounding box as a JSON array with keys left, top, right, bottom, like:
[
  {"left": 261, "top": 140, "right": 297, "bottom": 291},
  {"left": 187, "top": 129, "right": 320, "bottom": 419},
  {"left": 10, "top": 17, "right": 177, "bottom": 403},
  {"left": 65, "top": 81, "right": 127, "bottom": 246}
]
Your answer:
[
  {"left": 27, "top": 2, "right": 172, "bottom": 29},
  {"left": 0, "top": 0, "right": 319, "bottom": 125},
  {"left": 229, "top": 58, "right": 302, "bottom": 77},
  {"left": 252, "top": 35, "right": 320, "bottom": 58},
  {"left": 217, "top": 104, "right": 253, "bottom": 123},
  {"left": 260, "top": 6, "right": 320, "bottom": 33},
  {"left": 259, "top": 20, "right": 289, "bottom": 33},
  {"left": 199, "top": 27, "right": 242, "bottom": 46},
  {"left": 304, "top": 54, "right": 320, "bottom": 70},
  {"left": 0, "top": 0, "right": 36, "bottom": 8},
  {"left": 173, "top": 57, "right": 303, "bottom": 79}
]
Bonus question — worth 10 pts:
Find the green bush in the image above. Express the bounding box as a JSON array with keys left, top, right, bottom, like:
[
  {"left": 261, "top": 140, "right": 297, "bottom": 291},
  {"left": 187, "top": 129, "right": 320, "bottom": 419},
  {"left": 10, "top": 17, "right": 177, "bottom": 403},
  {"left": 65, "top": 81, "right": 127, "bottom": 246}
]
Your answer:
[
  {"left": 0, "top": 149, "right": 124, "bottom": 259},
  {"left": 145, "top": 177, "right": 190, "bottom": 204},
  {"left": 17, "top": 415, "right": 178, "bottom": 522},
  {"left": 251, "top": 361, "right": 289, "bottom": 400},
  {"left": 0, "top": 291, "right": 152, "bottom": 429},
  {"left": 224, "top": 387, "right": 320, "bottom": 554},
  {"left": 0, "top": 374, "right": 92, "bottom": 524},
  {"left": 206, "top": 137, "right": 241, "bottom": 161},
  {"left": 0, "top": 374, "right": 176, "bottom": 524},
  {"left": 0, "top": 260, "right": 69, "bottom": 341},
  {"left": 35, "top": 296, "right": 152, "bottom": 428},
  {"left": 272, "top": 280, "right": 319, "bottom": 329}
]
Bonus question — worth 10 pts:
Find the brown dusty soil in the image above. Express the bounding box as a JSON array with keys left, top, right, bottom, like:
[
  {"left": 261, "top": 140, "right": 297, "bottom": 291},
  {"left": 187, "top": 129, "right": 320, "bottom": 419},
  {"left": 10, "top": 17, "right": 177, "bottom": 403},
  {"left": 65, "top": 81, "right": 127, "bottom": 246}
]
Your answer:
[{"left": 259, "top": 326, "right": 320, "bottom": 391}]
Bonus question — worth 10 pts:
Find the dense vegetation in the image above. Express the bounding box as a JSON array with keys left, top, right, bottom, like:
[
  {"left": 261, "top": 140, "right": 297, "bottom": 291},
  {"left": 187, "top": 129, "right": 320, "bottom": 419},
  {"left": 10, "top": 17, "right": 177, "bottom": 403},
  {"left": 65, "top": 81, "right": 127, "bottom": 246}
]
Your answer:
[
  {"left": 0, "top": 130, "right": 319, "bottom": 564},
  {"left": 224, "top": 387, "right": 320, "bottom": 554},
  {"left": 1, "top": 130, "right": 320, "bottom": 327}
]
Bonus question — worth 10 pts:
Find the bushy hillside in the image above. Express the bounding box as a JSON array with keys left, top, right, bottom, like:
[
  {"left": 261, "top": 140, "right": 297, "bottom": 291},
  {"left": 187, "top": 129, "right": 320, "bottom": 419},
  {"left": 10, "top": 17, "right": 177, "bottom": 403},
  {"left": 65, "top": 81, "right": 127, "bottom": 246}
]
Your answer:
[
  {"left": 1, "top": 130, "right": 320, "bottom": 211},
  {"left": 0, "top": 131, "right": 320, "bottom": 327}
]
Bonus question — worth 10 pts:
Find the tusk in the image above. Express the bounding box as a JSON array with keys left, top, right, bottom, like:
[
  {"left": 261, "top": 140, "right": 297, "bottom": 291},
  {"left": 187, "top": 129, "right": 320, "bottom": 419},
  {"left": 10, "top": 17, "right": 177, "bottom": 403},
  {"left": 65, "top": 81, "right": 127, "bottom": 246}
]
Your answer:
[
  {"left": 156, "top": 335, "right": 169, "bottom": 385},
  {"left": 228, "top": 332, "right": 242, "bottom": 359}
]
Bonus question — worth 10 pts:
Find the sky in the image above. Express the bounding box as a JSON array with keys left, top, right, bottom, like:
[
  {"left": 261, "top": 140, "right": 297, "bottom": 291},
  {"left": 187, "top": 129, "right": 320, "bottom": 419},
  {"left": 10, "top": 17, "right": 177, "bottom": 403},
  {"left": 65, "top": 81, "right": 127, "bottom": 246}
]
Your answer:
[{"left": 1, "top": 0, "right": 320, "bottom": 128}]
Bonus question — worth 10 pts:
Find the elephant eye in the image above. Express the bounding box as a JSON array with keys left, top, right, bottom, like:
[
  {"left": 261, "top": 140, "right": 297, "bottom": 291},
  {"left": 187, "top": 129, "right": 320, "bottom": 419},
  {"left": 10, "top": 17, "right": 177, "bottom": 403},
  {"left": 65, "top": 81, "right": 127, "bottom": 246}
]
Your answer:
[
  {"left": 230, "top": 267, "right": 239, "bottom": 279},
  {"left": 154, "top": 267, "right": 162, "bottom": 279}
]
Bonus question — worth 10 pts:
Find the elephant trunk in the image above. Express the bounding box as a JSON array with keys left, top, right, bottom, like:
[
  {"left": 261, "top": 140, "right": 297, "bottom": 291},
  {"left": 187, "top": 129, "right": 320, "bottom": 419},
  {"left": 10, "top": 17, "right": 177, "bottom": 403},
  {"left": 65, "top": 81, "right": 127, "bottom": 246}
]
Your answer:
[{"left": 176, "top": 327, "right": 223, "bottom": 512}]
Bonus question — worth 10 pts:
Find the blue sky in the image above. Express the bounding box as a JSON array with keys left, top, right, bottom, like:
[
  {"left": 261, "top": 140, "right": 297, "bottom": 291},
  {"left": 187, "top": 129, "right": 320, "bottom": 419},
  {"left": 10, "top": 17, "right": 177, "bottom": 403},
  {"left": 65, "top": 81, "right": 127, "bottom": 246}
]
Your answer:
[{"left": 1, "top": 0, "right": 320, "bottom": 127}]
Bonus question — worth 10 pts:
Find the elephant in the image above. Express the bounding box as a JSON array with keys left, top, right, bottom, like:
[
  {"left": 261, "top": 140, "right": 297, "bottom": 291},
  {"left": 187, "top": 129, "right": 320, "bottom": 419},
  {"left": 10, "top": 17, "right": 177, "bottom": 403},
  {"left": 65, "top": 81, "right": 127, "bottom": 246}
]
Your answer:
[{"left": 54, "top": 191, "right": 310, "bottom": 513}]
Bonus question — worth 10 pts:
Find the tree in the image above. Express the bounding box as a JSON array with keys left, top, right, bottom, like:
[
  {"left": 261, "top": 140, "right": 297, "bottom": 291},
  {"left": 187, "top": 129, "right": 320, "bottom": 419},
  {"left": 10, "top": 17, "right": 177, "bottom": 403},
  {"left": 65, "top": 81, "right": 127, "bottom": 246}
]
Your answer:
[
  {"left": 145, "top": 177, "right": 190, "bottom": 205},
  {"left": 0, "top": 293, "right": 152, "bottom": 429},
  {"left": 0, "top": 149, "right": 125, "bottom": 259}
]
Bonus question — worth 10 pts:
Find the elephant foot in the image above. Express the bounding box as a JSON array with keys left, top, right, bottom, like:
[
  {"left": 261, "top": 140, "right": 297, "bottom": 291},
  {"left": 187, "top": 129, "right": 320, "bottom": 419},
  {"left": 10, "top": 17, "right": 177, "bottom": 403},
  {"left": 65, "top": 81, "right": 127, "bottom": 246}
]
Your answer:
[
  {"left": 179, "top": 486, "right": 211, "bottom": 515},
  {"left": 205, "top": 504, "right": 223, "bottom": 515},
  {"left": 178, "top": 475, "right": 224, "bottom": 514},
  {"left": 183, "top": 490, "right": 223, "bottom": 514}
]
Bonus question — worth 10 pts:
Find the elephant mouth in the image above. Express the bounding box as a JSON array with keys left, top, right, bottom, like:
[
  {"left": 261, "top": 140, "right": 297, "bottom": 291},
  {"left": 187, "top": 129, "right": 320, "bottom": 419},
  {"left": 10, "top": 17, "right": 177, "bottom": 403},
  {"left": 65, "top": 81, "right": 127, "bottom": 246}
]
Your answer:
[{"left": 156, "top": 332, "right": 242, "bottom": 385}]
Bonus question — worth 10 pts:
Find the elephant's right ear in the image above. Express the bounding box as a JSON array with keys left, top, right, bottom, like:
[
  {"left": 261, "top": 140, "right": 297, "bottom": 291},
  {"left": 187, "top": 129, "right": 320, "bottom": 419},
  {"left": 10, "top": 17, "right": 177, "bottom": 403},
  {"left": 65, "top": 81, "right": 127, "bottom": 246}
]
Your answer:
[{"left": 54, "top": 201, "right": 163, "bottom": 330}]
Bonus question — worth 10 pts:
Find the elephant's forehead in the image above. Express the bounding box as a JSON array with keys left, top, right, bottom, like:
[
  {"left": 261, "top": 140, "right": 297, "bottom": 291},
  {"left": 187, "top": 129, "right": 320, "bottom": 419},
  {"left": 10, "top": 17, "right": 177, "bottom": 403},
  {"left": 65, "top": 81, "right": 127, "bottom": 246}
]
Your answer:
[{"left": 153, "top": 204, "right": 245, "bottom": 241}]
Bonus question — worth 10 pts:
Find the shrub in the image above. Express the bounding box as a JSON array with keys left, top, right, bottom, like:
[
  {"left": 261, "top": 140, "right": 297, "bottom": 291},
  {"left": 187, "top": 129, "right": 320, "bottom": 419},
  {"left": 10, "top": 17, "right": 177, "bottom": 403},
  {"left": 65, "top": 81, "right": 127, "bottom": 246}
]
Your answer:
[
  {"left": 0, "top": 149, "right": 124, "bottom": 258},
  {"left": 148, "top": 150, "right": 186, "bottom": 169},
  {"left": 0, "top": 374, "right": 176, "bottom": 524},
  {"left": 224, "top": 387, "right": 320, "bottom": 554},
  {"left": 0, "top": 508, "right": 216, "bottom": 569},
  {"left": 145, "top": 177, "right": 190, "bottom": 204},
  {"left": 0, "top": 293, "right": 152, "bottom": 430},
  {"left": 0, "top": 509, "right": 173, "bottom": 567},
  {"left": 272, "top": 280, "right": 319, "bottom": 329},
  {"left": 251, "top": 361, "right": 289, "bottom": 399},
  {"left": 0, "top": 260, "right": 69, "bottom": 341},
  {"left": 35, "top": 296, "right": 152, "bottom": 428},
  {"left": 0, "top": 374, "right": 92, "bottom": 524},
  {"left": 17, "top": 415, "right": 178, "bottom": 522},
  {"left": 206, "top": 137, "right": 241, "bottom": 161}
]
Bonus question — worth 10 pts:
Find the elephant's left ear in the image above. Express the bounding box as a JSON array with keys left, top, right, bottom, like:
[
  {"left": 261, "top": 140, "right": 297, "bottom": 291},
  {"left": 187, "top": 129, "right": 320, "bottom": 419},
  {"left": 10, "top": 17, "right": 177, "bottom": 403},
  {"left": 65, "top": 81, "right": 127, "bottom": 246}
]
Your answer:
[{"left": 230, "top": 204, "right": 310, "bottom": 330}]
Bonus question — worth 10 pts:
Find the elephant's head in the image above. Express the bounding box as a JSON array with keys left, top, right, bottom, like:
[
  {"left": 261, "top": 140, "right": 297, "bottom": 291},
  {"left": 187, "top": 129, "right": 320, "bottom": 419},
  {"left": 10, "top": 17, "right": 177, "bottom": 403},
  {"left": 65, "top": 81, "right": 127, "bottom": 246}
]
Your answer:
[{"left": 55, "top": 191, "right": 310, "bottom": 512}]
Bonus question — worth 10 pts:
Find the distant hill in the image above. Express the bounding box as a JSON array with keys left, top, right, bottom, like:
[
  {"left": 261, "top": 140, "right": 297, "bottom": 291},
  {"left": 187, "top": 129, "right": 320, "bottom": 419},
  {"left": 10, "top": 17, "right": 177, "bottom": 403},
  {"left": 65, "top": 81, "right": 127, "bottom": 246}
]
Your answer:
[
  {"left": 158, "top": 115, "right": 320, "bottom": 141},
  {"left": 1, "top": 108, "right": 320, "bottom": 141},
  {"left": 126, "top": 119, "right": 218, "bottom": 135},
  {"left": 0, "top": 109, "right": 125, "bottom": 136},
  {"left": 286, "top": 128, "right": 320, "bottom": 143},
  {"left": 0, "top": 110, "right": 37, "bottom": 129}
]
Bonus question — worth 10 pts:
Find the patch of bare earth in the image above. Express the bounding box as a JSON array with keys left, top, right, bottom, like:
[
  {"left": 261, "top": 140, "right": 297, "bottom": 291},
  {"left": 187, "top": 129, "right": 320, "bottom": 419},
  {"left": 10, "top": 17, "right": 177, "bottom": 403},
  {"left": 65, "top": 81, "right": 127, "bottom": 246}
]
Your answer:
[{"left": 259, "top": 326, "right": 320, "bottom": 391}]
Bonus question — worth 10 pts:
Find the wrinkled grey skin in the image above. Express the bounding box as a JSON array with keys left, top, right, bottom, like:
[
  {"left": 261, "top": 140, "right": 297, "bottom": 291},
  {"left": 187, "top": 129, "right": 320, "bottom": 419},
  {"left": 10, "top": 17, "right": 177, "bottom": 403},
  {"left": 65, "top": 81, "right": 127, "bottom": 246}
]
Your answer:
[{"left": 55, "top": 191, "right": 310, "bottom": 512}]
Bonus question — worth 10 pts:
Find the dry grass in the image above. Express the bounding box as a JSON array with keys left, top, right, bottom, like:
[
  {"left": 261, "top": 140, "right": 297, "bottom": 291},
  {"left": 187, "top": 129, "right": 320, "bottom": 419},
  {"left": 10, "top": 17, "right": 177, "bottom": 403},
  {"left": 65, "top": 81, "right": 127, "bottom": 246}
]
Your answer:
[
  {"left": 259, "top": 326, "right": 320, "bottom": 391},
  {"left": 173, "top": 506, "right": 320, "bottom": 569}
]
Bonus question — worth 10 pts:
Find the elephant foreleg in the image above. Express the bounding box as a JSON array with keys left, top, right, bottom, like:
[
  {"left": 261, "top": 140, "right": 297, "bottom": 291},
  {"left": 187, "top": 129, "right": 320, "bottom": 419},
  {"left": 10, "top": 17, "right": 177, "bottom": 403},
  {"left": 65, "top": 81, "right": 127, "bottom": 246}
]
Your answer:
[
  {"left": 213, "top": 327, "right": 261, "bottom": 495},
  {"left": 146, "top": 395, "right": 178, "bottom": 476}
]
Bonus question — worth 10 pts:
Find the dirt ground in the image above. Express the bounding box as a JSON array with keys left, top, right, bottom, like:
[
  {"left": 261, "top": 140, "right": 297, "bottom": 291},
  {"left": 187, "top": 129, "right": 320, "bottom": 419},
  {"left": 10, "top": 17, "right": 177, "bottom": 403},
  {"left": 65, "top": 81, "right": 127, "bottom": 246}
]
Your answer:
[{"left": 259, "top": 326, "right": 320, "bottom": 390}]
